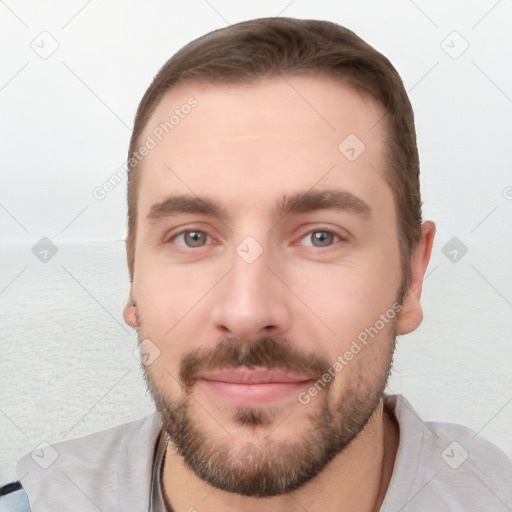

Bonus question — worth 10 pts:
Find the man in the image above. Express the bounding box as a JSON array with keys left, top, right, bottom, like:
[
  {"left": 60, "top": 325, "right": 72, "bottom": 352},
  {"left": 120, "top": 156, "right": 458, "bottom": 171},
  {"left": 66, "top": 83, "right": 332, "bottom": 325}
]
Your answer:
[{"left": 4, "top": 16, "right": 511, "bottom": 512}]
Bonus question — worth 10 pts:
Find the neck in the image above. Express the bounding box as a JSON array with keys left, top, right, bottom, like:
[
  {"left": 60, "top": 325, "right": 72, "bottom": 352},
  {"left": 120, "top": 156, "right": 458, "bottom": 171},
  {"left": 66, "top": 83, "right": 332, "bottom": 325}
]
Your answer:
[{"left": 161, "top": 398, "right": 399, "bottom": 512}]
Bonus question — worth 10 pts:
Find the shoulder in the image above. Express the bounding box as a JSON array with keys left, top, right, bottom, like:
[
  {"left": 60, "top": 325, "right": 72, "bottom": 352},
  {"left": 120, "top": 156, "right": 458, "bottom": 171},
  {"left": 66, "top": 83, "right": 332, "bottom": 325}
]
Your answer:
[
  {"left": 16, "top": 412, "right": 162, "bottom": 512},
  {"left": 427, "top": 417, "right": 512, "bottom": 474},
  {"left": 383, "top": 394, "right": 512, "bottom": 511},
  {"left": 425, "top": 418, "right": 512, "bottom": 506},
  {"left": 0, "top": 482, "right": 31, "bottom": 512}
]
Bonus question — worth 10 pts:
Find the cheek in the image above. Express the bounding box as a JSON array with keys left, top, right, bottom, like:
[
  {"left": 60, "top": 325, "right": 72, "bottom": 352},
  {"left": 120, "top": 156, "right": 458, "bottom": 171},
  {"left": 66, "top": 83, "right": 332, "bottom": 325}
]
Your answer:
[
  {"left": 282, "top": 259, "right": 401, "bottom": 387},
  {"left": 134, "top": 268, "right": 198, "bottom": 391},
  {"left": 136, "top": 275, "right": 199, "bottom": 340},
  {"left": 290, "top": 256, "right": 401, "bottom": 341},
  {"left": 133, "top": 242, "right": 220, "bottom": 329}
]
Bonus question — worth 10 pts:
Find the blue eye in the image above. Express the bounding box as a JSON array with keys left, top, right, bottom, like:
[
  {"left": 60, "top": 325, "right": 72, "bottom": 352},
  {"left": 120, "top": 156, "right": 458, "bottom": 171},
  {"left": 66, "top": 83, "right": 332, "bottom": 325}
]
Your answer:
[
  {"left": 168, "top": 229, "right": 342, "bottom": 250},
  {"left": 300, "top": 230, "right": 340, "bottom": 248},
  {"left": 172, "top": 231, "right": 211, "bottom": 248}
]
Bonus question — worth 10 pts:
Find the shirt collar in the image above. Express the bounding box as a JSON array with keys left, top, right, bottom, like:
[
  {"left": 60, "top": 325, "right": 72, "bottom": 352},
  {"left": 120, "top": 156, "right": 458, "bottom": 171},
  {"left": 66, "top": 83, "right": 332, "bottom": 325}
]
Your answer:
[{"left": 150, "top": 431, "right": 172, "bottom": 512}]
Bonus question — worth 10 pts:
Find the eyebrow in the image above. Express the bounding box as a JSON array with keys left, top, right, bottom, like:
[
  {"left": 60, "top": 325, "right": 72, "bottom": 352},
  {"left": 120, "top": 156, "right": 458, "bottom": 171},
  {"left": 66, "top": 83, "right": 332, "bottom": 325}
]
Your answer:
[
  {"left": 146, "top": 189, "right": 372, "bottom": 223},
  {"left": 275, "top": 189, "right": 371, "bottom": 218}
]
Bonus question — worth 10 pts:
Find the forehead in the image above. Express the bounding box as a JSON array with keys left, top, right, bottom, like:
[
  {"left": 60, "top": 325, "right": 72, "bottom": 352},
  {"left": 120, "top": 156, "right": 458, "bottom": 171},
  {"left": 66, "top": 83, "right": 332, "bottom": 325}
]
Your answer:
[{"left": 136, "top": 73, "right": 391, "bottom": 218}]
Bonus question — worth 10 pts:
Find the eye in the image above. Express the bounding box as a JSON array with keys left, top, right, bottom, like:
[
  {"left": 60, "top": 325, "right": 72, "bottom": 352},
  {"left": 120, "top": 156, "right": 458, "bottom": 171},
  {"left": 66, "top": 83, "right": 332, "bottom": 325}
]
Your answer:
[
  {"left": 171, "top": 230, "right": 213, "bottom": 248},
  {"left": 299, "top": 229, "right": 341, "bottom": 248}
]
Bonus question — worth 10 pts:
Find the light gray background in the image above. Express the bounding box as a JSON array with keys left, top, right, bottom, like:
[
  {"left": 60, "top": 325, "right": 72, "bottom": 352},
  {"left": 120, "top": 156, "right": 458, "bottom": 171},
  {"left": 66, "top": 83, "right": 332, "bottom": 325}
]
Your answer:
[{"left": 1, "top": 0, "right": 511, "bottom": 485}]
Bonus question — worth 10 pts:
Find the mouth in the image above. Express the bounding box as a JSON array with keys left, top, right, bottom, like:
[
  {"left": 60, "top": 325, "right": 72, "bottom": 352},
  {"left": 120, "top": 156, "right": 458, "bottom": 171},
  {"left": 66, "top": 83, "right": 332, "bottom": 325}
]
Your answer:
[{"left": 195, "top": 368, "right": 314, "bottom": 406}]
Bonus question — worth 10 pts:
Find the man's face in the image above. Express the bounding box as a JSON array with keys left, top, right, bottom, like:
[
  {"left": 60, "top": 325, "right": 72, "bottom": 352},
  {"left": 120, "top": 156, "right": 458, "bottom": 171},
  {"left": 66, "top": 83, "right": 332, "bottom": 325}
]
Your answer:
[{"left": 126, "top": 74, "right": 404, "bottom": 496}]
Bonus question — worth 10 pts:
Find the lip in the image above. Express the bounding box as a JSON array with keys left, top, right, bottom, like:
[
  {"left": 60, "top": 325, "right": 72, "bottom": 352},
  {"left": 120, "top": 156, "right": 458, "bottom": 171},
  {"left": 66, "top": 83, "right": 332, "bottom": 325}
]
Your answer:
[
  {"left": 196, "top": 369, "right": 313, "bottom": 406},
  {"left": 199, "top": 369, "right": 312, "bottom": 384}
]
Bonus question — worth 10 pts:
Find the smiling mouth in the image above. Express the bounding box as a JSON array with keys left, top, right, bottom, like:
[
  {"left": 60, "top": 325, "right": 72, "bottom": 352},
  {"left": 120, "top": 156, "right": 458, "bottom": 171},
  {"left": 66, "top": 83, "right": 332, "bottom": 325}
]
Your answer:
[{"left": 195, "top": 368, "right": 314, "bottom": 406}]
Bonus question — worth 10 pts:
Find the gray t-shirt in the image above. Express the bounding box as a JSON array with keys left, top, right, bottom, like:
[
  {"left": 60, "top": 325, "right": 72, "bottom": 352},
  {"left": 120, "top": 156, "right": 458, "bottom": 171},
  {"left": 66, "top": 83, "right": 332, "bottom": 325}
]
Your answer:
[{"left": 14, "top": 394, "right": 512, "bottom": 511}]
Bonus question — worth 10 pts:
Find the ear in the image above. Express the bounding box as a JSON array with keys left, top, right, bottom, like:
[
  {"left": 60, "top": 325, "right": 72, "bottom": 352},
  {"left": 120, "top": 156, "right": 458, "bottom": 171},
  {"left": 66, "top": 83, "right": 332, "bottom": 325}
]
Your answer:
[
  {"left": 396, "top": 221, "right": 436, "bottom": 335},
  {"left": 123, "top": 293, "right": 139, "bottom": 330}
]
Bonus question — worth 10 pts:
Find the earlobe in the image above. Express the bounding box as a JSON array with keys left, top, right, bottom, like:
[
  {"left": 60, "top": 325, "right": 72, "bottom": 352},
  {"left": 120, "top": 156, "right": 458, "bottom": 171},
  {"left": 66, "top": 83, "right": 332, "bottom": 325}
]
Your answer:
[
  {"left": 396, "top": 221, "right": 436, "bottom": 335},
  {"left": 123, "top": 295, "right": 139, "bottom": 330}
]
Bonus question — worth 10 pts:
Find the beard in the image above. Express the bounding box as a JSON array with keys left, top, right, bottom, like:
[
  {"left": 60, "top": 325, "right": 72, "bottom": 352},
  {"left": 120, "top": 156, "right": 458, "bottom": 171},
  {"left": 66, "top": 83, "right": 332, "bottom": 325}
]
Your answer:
[{"left": 140, "top": 325, "right": 396, "bottom": 498}]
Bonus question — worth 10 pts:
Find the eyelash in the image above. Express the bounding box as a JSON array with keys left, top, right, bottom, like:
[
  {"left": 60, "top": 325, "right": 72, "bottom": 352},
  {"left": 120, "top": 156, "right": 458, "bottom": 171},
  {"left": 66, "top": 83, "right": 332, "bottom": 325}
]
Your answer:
[{"left": 166, "top": 227, "right": 345, "bottom": 249}]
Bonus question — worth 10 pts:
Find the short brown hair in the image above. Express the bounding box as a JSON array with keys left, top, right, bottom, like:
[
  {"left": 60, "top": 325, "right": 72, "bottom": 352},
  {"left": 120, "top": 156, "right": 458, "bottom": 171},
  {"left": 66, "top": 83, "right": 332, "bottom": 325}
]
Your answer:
[{"left": 126, "top": 17, "right": 422, "bottom": 290}]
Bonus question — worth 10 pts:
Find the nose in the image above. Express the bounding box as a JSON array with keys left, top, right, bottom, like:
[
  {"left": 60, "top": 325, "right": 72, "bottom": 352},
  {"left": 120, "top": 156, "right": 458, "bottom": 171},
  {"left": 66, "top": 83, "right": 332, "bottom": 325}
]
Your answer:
[{"left": 210, "top": 242, "right": 292, "bottom": 342}]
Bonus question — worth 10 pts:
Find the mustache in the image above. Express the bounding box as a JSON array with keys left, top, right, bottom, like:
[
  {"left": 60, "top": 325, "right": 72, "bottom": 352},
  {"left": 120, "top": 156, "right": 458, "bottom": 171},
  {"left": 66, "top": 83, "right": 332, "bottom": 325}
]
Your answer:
[{"left": 179, "top": 336, "right": 332, "bottom": 390}]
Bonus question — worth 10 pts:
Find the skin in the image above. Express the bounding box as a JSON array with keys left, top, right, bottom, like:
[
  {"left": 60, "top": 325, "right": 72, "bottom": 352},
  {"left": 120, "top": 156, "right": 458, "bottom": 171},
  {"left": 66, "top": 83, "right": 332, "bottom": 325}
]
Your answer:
[{"left": 123, "top": 74, "right": 435, "bottom": 512}]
